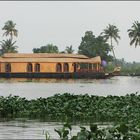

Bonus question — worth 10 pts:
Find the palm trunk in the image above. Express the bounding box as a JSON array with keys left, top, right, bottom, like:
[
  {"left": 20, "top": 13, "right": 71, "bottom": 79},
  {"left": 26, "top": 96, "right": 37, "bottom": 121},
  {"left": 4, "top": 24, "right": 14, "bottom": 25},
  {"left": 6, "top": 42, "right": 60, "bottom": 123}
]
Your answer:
[
  {"left": 111, "top": 38, "right": 117, "bottom": 66},
  {"left": 10, "top": 32, "right": 13, "bottom": 41}
]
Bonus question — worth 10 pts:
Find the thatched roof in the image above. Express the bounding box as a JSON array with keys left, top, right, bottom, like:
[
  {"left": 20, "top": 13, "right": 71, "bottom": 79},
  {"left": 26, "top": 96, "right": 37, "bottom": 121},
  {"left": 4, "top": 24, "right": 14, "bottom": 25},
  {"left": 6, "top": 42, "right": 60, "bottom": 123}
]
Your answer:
[
  {"left": 0, "top": 53, "right": 101, "bottom": 64},
  {"left": 2, "top": 53, "right": 89, "bottom": 59}
]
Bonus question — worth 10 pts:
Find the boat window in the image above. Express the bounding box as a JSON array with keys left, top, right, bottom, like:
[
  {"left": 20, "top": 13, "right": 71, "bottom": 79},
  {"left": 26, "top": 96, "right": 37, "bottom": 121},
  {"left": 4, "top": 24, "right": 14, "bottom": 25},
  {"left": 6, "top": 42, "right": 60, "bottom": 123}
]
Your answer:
[
  {"left": 80, "top": 63, "right": 88, "bottom": 69},
  {"left": 89, "top": 64, "right": 92, "bottom": 69},
  {"left": 73, "top": 63, "right": 77, "bottom": 72},
  {"left": 56, "top": 63, "right": 62, "bottom": 72},
  {"left": 63, "top": 63, "right": 69, "bottom": 72},
  {"left": 27, "top": 63, "right": 33, "bottom": 72},
  {"left": 34, "top": 63, "right": 40, "bottom": 72},
  {"left": 5, "top": 63, "right": 11, "bottom": 72},
  {"left": 92, "top": 64, "right": 97, "bottom": 69}
]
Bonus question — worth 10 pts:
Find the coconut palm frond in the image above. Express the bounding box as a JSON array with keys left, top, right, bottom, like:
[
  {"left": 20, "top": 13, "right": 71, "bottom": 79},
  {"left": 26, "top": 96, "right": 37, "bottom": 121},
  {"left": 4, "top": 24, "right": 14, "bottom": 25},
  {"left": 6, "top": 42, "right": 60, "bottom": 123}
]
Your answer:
[
  {"left": 2, "top": 20, "right": 18, "bottom": 40},
  {"left": 128, "top": 21, "right": 140, "bottom": 47},
  {"left": 0, "top": 39, "right": 18, "bottom": 55},
  {"left": 101, "top": 24, "right": 120, "bottom": 66}
]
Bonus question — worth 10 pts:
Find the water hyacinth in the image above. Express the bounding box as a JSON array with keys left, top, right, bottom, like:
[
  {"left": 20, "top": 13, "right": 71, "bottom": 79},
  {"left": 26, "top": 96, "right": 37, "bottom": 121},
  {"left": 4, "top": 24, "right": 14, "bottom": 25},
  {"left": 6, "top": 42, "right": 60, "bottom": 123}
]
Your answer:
[{"left": 0, "top": 92, "right": 140, "bottom": 125}]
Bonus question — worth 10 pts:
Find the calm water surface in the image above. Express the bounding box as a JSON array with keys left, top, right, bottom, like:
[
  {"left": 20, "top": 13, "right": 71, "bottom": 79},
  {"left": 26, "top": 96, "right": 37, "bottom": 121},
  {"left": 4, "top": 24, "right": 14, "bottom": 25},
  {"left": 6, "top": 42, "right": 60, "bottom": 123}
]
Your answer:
[
  {"left": 0, "top": 76, "right": 139, "bottom": 99},
  {"left": 0, "top": 76, "right": 140, "bottom": 139},
  {"left": 0, "top": 120, "right": 94, "bottom": 139}
]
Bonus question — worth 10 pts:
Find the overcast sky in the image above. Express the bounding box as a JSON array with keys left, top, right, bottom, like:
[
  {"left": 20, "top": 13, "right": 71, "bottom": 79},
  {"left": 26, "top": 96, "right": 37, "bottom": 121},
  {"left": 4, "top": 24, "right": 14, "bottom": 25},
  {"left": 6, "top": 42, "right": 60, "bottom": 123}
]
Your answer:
[{"left": 0, "top": 1, "right": 140, "bottom": 62}]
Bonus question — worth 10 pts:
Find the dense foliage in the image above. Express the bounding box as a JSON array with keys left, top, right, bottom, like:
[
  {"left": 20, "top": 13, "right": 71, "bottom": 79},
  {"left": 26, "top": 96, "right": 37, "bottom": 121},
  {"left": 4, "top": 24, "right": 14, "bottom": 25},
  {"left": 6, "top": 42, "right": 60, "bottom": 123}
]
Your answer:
[
  {"left": 33, "top": 44, "right": 59, "bottom": 53},
  {"left": 78, "top": 31, "right": 113, "bottom": 61},
  {"left": 0, "top": 39, "right": 18, "bottom": 55},
  {"left": 0, "top": 93, "right": 140, "bottom": 125}
]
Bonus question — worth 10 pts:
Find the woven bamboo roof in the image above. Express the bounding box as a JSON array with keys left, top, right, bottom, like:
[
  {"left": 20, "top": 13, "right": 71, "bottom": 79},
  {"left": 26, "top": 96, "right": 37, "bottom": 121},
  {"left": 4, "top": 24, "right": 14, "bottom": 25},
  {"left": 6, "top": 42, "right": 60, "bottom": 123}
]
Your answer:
[
  {"left": 2, "top": 53, "right": 89, "bottom": 59},
  {"left": 0, "top": 55, "right": 101, "bottom": 64}
]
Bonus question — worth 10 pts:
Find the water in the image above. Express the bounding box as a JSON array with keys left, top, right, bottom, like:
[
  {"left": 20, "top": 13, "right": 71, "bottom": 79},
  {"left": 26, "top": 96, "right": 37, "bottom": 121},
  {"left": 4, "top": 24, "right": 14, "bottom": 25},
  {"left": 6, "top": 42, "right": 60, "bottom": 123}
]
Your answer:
[
  {"left": 0, "top": 120, "right": 95, "bottom": 139},
  {"left": 0, "top": 120, "right": 111, "bottom": 139},
  {"left": 0, "top": 76, "right": 140, "bottom": 139},
  {"left": 0, "top": 76, "right": 139, "bottom": 99}
]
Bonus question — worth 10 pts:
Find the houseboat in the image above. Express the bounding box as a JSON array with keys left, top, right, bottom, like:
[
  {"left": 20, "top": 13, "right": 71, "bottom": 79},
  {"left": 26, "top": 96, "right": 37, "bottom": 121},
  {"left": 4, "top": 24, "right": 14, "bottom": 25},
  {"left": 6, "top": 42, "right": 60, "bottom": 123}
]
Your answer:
[{"left": 0, "top": 53, "right": 113, "bottom": 79}]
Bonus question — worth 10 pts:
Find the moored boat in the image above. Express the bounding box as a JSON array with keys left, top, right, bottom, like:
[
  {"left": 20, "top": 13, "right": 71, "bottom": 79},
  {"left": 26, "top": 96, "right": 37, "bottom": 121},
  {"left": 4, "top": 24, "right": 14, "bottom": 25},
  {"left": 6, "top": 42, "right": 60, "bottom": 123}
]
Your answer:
[{"left": 0, "top": 53, "right": 114, "bottom": 79}]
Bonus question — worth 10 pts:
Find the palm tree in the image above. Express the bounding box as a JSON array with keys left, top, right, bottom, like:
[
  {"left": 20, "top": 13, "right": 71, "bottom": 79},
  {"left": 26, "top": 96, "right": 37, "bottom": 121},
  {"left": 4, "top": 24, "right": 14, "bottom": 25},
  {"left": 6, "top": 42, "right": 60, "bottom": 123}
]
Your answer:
[
  {"left": 2, "top": 20, "right": 18, "bottom": 40},
  {"left": 65, "top": 45, "right": 74, "bottom": 54},
  {"left": 101, "top": 24, "right": 120, "bottom": 66},
  {"left": 0, "top": 39, "right": 18, "bottom": 55},
  {"left": 128, "top": 21, "right": 140, "bottom": 48}
]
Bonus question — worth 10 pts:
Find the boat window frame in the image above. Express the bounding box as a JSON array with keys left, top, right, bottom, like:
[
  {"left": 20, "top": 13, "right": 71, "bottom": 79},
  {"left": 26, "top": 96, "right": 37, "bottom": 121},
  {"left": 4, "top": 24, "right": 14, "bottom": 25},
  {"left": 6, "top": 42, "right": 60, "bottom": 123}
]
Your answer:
[
  {"left": 34, "top": 63, "right": 40, "bottom": 72},
  {"left": 56, "top": 63, "right": 62, "bottom": 72},
  {"left": 5, "top": 63, "right": 11, "bottom": 73},
  {"left": 27, "top": 63, "right": 33, "bottom": 72},
  {"left": 63, "top": 63, "right": 69, "bottom": 72}
]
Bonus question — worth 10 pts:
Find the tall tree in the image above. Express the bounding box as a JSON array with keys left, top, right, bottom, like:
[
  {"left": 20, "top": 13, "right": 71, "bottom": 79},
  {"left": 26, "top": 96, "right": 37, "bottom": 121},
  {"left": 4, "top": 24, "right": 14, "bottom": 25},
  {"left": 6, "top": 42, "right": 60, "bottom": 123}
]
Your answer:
[
  {"left": 2, "top": 20, "right": 18, "bottom": 40},
  {"left": 128, "top": 21, "right": 140, "bottom": 47},
  {"left": 0, "top": 39, "right": 18, "bottom": 55},
  {"left": 101, "top": 24, "right": 120, "bottom": 65},
  {"left": 65, "top": 45, "right": 74, "bottom": 54},
  {"left": 78, "top": 31, "right": 113, "bottom": 61},
  {"left": 33, "top": 44, "right": 59, "bottom": 53}
]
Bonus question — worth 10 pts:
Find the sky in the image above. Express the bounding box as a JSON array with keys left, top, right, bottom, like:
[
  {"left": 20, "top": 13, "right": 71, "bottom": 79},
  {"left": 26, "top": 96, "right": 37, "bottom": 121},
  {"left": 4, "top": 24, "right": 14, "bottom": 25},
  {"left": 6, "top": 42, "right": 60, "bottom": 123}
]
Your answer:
[{"left": 0, "top": 1, "right": 140, "bottom": 62}]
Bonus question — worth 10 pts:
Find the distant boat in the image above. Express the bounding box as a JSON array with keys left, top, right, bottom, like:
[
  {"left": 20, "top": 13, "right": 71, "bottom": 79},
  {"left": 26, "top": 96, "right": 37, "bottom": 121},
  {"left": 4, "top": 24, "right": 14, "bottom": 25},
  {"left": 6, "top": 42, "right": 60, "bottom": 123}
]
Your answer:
[{"left": 113, "top": 66, "right": 121, "bottom": 75}]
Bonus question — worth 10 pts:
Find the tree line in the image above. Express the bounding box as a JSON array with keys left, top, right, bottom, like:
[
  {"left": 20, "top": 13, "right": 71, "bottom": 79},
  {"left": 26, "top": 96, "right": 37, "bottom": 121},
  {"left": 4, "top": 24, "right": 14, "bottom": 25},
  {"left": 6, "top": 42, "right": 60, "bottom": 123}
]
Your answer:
[{"left": 0, "top": 20, "right": 140, "bottom": 63}]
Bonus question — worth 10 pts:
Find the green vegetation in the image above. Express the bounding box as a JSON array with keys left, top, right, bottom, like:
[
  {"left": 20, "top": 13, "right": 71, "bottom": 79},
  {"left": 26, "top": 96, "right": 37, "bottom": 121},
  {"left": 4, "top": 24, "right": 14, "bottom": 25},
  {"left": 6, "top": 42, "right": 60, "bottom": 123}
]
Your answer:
[
  {"left": 2, "top": 20, "right": 18, "bottom": 40},
  {"left": 0, "top": 93, "right": 140, "bottom": 125},
  {"left": 65, "top": 45, "right": 74, "bottom": 54},
  {"left": 33, "top": 43, "right": 59, "bottom": 53},
  {"left": 101, "top": 24, "right": 121, "bottom": 66},
  {"left": 106, "top": 59, "right": 140, "bottom": 75},
  {"left": 0, "top": 39, "right": 18, "bottom": 55},
  {"left": 0, "top": 20, "right": 18, "bottom": 55},
  {"left": 128, "top": 21, "right": 140, "bottom": 48},
  {"left": 78, "top": 31, "right": 113, "bottom": 61},
  {"left": 45, "top": 123, "right": 140, "bottom": 140},
  {"left": 1, "top": 93, "right": 140, "bottom": 139}
]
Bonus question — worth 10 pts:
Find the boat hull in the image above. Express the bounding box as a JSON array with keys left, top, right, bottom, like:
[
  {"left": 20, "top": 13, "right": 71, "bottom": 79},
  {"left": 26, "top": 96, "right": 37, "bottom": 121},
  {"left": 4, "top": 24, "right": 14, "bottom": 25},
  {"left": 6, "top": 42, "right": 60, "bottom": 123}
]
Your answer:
[{"left": 0, "top": 72, "right": 113, "bottom": 79}]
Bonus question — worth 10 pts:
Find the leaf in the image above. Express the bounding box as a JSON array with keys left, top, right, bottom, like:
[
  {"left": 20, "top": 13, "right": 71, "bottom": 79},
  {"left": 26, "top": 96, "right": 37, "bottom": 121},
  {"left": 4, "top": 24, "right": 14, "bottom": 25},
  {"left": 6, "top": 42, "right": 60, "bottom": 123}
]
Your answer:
[
  {"left": 64, "top": 123, "right": 72, "bottom": 130},
  {"left": 63, "top": 130, "right": 69, "bottom": 138},
  {"left": 54, "top": 128, "right": 62, "bottom": 137},
  {"left": 77, "top": 132, "right": 88, "bottom": 140},
  {"left": 116, "top": 123, "right": 128, "bottom": 135},
  {"left": 71, "top": 136, "right": 77, "bottom": 140},
  {"left": 45, "top": 131, "right": 50, "bottom": 140},
  {"left": 90, "top": 124, "right": 98, "bottom": 133}
]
